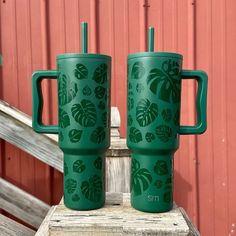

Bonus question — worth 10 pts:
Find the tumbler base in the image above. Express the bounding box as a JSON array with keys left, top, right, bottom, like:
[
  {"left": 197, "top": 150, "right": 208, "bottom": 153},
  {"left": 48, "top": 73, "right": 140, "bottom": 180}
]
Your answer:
[{"left": 63, "top": 153, "right": 105, "bottom": 210}]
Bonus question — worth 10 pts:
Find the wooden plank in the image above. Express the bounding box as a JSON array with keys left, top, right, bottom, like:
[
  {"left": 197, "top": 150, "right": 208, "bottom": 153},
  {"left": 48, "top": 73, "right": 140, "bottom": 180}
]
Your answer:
[
  {"left": 47, "top": 193, "right": 194, "bottom": 236},
  {"left": 0, "top": 214, "right": 35, "bottom": 236},
  {"left": 0, "top": 177, "right": 50, "bottom": 228},
  {"left": 35, "top": 206, "right": 57, "bottom": 236}
]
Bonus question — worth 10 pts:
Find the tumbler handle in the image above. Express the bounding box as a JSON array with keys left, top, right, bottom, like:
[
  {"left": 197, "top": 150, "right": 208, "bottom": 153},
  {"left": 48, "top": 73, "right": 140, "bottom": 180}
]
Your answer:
[
  {"left": 179, "top": 70, "right": 208, "bottom": 135},
  {"left": 32, "top": 70, "right": 59, "bottom": 133}
]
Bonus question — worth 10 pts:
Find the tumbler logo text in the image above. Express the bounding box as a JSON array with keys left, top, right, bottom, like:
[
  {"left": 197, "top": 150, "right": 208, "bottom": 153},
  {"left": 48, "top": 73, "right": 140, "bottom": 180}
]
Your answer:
[{"left": 147, "top": 195, "right": 160, "bottom": 202}]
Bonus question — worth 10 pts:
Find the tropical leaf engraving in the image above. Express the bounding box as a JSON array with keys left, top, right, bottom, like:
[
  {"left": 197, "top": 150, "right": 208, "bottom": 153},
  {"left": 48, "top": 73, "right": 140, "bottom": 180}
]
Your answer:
[
  {"left": 74, "top": 63, "right": 88, "bottom": 80},
  {"left": 90, "top": 127, "right": 106, "bottom": 144},
  {"left": 59, "top": 108, "right": 70, "bottom": 128},
  {"left": 128, "top": 97, "right": 134, "bottom": 111},
  {"left": 131, "top": 61, "right": 145, "bottom": 79},
  {"left": 166, "top": 177, "right": 172, "bottom": 184},
  {"left": 59, "top": 131, "right": 64, "bottom": 142},
  {"left": 81, "top": 175, "right": 102, "bottom": 202},
  {"left": 69, "top": 129, "right": 82, "bottom": 143},
  {"left": 73, "top": 160, "right": 85, "bottom": 173},
  {"left": 128, "top": 82, "right": 132, "bottom": 90},
  {"left": 98, "top": 101, "right": 105, "bottom": 110},
  {"left": 92, "top": 63, "right": 108, "bottom": 84},
  {"left": 146, "top": 60, "right": 181, "bottom": 103},
  {"left": 127, "top": 115, "right": 133, "bottom": 126},
  {"left": 82, "top": 85, "right": 92, "bottom": 96},
  {"left": 71, "top": 99, "right": 97, "bottom": 127},
  {"left": 162, "top": 59, "right": 180, "bottom": 77},
  {"left": 136, "top": 83, "right": 144, "bottom": 93},
  {"left": 94, "top": 86, "right": 106, "bottom": 99},
  {"left": 94, "top": 156, "right": 102, "bottom": 170},
  {"left": 161, "top": 109, "right": 172, "bottom": 122},
  {"left": 65, "top": 179, "right": 77, "bottom": 194},
  {"left": 131, "top": 159, "right": 152, "bottom": 196},
  {"left": 145, "top": 132, "right": 155, "bottom": 143},
  {"left": 174, "top": 109, "right": 180, "bottom": 126},
  {"left": 129, "top": 127, "right": 142, "bottom": 143},
  {"left": 154, "top": 179, "right": 163, "bottom": 189},
  {"left": 163, "top": 191, "right": 172, "bottom": 203},
  {"left": 101, "top": 112, "right": 108, "bottom": 127},
  {"left": 156, "top": 125, "right": 172, "bottom": 142},
  {"left": 136, "top": 99, "right": 158, "bottom": 127},
  {"left": 72, "top": 194, "right": 80, "bottom": 202},
  {"left": 154, "top": 160, "right": 168, "bottom": 176},
  {"left": 64, "top": 161, "right": 68, "bottom": 176},
  {"left": 58, "top": 73, "right": 78, "bottom": 106}
]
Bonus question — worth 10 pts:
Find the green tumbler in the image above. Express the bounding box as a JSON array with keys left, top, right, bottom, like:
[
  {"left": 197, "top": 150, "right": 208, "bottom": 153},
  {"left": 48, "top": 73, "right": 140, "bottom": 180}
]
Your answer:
[
  {"left": 32, "top": 23, "right": 111, "bottom": 210},
  {"left": 127, "top": 27, "right": 208, "bottom": 213}
]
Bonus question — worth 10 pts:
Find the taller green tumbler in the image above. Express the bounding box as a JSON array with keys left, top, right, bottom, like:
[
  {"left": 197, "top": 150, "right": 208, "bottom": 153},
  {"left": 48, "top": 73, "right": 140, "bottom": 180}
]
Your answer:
[
  {"left": 32, "top": 52, "right": 111, "bottom": 210},
  {"left": 127, "top": 28, "right": 208, "bottom": 213}
]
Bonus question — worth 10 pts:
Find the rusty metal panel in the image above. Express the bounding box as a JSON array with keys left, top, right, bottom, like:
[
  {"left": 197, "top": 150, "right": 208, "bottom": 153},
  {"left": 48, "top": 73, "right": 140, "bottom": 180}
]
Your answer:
[{"left": 0, "top": 0, "right": 235, "bottom": 235}]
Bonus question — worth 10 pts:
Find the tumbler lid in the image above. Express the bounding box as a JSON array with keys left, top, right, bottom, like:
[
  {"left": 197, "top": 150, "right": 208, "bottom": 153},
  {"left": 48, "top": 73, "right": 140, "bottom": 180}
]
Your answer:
[{"left": 128, "top": 27, "right": 183, "bottom": 60}]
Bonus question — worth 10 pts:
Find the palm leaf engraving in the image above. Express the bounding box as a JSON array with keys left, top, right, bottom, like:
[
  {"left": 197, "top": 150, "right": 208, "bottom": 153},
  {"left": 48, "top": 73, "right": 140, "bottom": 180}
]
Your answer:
[
  {"left": 163, "top": 191, "right": 172, "bottom": 203},
  {"left": 146, "top": 60, "right": 181, "bottom": 103},
  {"left": 154, "top": 179, "right": 163, "bottom": 189},
  {"left": 73, "top": 160, "right": 86, "bottom": 173},
  {"left": 154, "top": 160, "right": 168, "bottom": 176},
  {"left": 82, "top": 85, "right": 92, "bottom": 96},
  {"left": 156, "top": 125, "right": 172, "bottom": 142},
  {"left": 129, "top": 127, "right": 142, "bottom": 143},
  {"left": 81, "top": 175, "right": 102, "bottom": 202},
  {"left": 71, "top": 99, "right": 97, "bottom": 127},
  {"left": 98, "top": 101, "right": 105, "bottom": 110},
  {"left": 59, "top": 108, "right": 70, "bottom": 128},
  {"left": 74, "top": 63, "right": 88, "bottom": 80},
  {"left": 131, "top": 159, "right": 152, "bottom": 196},
  {"left": 174, "top": 109, "right": 180, "bottom": 126},
  {"left": 127, "top": 115, "right": 133, "bottom": 126},
  {"left": 58, "top": 73, "right": 78, "bottom": 106},
  {"left": 136, "top": 98, "right": 158, "bottom": 127},
  {"left": 92, "top": 63, "right": 108, "bottom": 84},
  {"left": 145, "top": 132, "right": 155, "bottom": 142},
  {"left": 94, "top": 86, "right": 106, "bottom": 99},
  {"left": 101, "top": 111, "right": 108, "bottom": 127},
  {"left": 90, "top": 126, "right": 106, "bottom": 144},
  {"left": 72, "top": 194, "right": 80, "bottom": 202},
  {"left": 65, "top": 178, "right": 77, "bottom": 194},
  {"left": 131, "top": 61, "right": 145, "bottom": 79},
  {"left": 128, "top": 97, "right": 134, "bottom": 111},
  {"left": 136, "top": 83, "right": 144, "bottom": 93},
  {"left": 161, "top": 109, "right": 172, "bottom": 122},
  {"left": 94, "top": 157, "right": 102, "bottom": 170},
  {"left": 69, "top": 129, "right": 82, "bottom": 143},
  {"left": 64, "top": 161, "right": 68, "bottom": 176}
]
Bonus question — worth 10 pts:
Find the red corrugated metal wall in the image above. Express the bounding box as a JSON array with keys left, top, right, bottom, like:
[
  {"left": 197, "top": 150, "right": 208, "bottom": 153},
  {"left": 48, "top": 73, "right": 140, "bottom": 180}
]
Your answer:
[{"left": 0, "top": 0, "right": 235, "bottom": 235}]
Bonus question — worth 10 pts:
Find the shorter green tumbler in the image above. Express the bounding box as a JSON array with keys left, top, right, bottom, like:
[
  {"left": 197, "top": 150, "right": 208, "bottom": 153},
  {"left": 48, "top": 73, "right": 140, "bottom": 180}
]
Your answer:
[{"left": 127, "top": 51, "right": 208, "bottom": 213}]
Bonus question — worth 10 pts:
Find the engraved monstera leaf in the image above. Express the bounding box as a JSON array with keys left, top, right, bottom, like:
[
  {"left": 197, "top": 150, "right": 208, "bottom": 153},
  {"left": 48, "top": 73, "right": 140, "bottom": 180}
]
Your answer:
[
  {"left": 74, "top": 63, "right": 88, "bottom": 80},
  {"left": 131, "top": 61, "right": 145, "bottom": 79},
  {"left": 145, "top": 132, "right": 155, "bottom": 143},
  {"left": 81, "top": 175, "right": 102, "bottom": 202},
  {"left": 154, "top": 160, "right": 168, "bottom": 176},
  {"left": 71, "top": 99, "right": 97, "bottom": 127},
  {"left": 147, "top": 61, "right": 181, "bottom": 103},
  {"left": 162, "top": 59, "right": 180, "bottom": 77},
  {"left": 65, "top": 178, "right": 77, "bottom": 194},
  {"left": 73, "top": 160, "right": 85, "bottom": 173},
  {"left": 92, "top": 63, "right": 108, "bottom": 84},
  {"left": 94, "top": 86, "right": 106, "bottom": 99},
  {"left": 129, "top": 127, "right": 142, "bottom": 143},
  {"left": 58, "top": 73, "right": 78, "bottom": 106},
  {"left": 59, "top": 108, "right": 70, "bottom": 128},
  {"left": 69, "top": 129, "right": 82, "bottom": 143},
  {"left": 131, "top": 159, "right": 152, "bottom": 196},
  {"left": 161, "top": 109, "right": 172, "bottom": 123},
  {"left": 136, "top": 98, "right": 158, "bottom": 127},
  {"left": 90, "top": 127, "right": 106, "bottom": 144},
  {"left": 155, "top": 125, "right": 172, "bottom": 142},
  {"left": 94, "top": 156, "right": 102, "bottom": 170}
]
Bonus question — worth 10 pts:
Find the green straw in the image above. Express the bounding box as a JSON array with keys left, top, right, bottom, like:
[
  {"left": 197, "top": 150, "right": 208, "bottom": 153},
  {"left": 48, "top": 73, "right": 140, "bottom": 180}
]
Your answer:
[
  {"left": 81, "top": 22, "right": 88, "bottom": 53},
  {"left": 148, "top": 27, "right": 154, "bottom": 52}
]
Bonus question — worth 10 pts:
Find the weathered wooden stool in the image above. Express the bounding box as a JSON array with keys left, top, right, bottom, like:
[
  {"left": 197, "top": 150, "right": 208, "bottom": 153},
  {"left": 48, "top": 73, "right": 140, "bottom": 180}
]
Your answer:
[{"left": 36, "top": 193, "right": 199, "bottom": 236}]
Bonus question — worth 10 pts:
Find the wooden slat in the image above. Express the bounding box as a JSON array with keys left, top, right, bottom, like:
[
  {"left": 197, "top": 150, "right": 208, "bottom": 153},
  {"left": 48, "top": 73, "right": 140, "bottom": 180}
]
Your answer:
[
  {"left": 0, "top": 178, "right": 50, "bottom": 228},
  {"left": 0, "top": 214, "right": 35, "bottom": 236},
  {"left": 46, "top": 193, "right": 195, "bottom": 236}
]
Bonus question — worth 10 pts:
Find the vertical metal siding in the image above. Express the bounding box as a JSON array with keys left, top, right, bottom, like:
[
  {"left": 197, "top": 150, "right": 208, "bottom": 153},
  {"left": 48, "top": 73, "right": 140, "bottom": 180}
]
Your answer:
[{"left": 0, "top": 0, "right": 235, "bottom": 235}]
